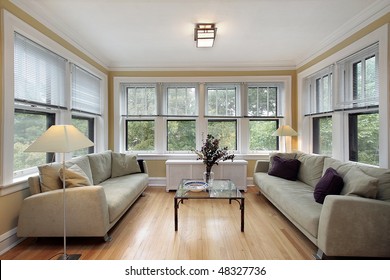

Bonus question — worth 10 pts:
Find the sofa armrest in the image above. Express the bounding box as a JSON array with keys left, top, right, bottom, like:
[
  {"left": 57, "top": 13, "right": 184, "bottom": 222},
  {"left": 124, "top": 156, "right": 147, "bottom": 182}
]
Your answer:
[
  {"left": 318, "top": 195, "right": 390, "bottom": 258},
  {"left": 17, "top": 185, "right": 110, "bottom": 237},
  {"left": 254, "top": 160, "right": 270, "bottom": 173}
]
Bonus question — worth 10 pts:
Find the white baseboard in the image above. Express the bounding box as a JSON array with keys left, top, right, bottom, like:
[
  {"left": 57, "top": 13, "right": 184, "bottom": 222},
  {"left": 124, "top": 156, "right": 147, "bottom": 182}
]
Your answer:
[{"left": 0, "top": 228, "right": 24, "bottom": 256}]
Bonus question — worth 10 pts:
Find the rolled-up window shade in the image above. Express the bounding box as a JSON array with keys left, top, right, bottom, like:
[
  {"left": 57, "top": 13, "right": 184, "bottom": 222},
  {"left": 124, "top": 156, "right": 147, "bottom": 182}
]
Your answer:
[
  {"left": 71, "top": 64, "right": 101, "bottom": 115},
  {"left": 14, "top": 32, "right": 67, "bottom": 108}
]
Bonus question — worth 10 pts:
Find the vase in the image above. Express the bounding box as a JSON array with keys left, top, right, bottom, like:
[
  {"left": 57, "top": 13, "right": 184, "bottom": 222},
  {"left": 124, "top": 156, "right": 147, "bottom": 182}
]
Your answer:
[{"left": 203, "top": 171, "right": 214, "bottom": 186}]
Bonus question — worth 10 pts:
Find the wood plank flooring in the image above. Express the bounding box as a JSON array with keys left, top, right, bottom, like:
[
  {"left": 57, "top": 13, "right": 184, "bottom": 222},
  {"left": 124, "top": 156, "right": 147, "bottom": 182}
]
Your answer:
[{"left": 0, "top": 187, "right": 317, "bottom": 260}]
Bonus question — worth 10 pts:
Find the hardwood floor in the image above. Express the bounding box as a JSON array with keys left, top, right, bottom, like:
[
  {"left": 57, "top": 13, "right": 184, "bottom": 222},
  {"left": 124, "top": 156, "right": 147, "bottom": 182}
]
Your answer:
[{"left": 1, "top": 187, "right": 317, "bottom": 260}]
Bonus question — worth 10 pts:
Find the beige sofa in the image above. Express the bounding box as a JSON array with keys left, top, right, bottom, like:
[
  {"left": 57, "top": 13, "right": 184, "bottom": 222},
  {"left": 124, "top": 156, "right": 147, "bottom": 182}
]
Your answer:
[
  {"left": 17, "top": 150, "right": 148, "bottom": 241},
  {"left": 253, "top": 152, "right": 390, "bottom": 259}
]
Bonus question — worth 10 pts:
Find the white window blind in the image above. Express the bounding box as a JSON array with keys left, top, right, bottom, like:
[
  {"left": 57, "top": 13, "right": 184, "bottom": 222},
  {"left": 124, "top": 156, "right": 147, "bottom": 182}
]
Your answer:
[
  {"left": 72, "top": 64, "right": 101, "bottom": 115},
  {"left": 336, "top": 43, "right": 379, "bottom": 110},
  {"left": 14, "top": 32, "right": 67, "bottom": 108},
  {"left": 304, "top": 65, "right": 333, "bottom": 115}
]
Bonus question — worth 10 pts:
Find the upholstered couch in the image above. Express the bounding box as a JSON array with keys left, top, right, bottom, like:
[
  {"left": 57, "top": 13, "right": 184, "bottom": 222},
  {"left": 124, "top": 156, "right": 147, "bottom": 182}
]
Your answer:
[
  {"left": 17, "top": 150, "right": 148, "bottom": 241},
  {"left": 253, "top": 152, "right": 390, "bottom": 259}
]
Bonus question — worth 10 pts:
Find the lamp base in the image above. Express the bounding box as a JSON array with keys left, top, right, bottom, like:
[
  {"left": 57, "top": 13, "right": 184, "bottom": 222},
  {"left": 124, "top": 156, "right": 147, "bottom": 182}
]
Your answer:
[{"left": 57, "top": 254, "right": 81, "bottom": 260}]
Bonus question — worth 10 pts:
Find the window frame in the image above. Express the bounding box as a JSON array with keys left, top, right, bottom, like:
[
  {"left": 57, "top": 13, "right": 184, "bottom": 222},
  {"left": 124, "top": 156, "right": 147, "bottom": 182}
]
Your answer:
[{"left": 1, "top": 11, "right": 108, "bottom": 189}]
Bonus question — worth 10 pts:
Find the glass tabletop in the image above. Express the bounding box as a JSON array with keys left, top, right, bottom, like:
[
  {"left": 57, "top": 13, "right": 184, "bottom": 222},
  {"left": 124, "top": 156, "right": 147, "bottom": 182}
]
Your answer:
[{"left": 175, "top": 179, "right": 243, "bottom": 199}]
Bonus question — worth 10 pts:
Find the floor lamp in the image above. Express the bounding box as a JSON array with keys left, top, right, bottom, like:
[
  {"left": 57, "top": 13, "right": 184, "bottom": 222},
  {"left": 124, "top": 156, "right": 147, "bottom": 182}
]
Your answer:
[
  {"left": 25, "top": 125, "right": 94, "bottom": 260},
  {"left": 272, "top": 125, "right": 298, "bottom": 152}
]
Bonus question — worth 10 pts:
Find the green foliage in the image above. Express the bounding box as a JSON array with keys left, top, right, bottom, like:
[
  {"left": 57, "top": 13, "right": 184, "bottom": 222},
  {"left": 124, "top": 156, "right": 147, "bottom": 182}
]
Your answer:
[
  {"left": 167, "top": 120, "right": 196, "bottom": 151},
  {"left": 13, "top": 112, "right": 48, "bottom": 171},
  {"left": 127, "top": 120, "right": 155, "bottom": 151},
  {"left": 249, "top": 120, "right": 278, "bottom": 151}
]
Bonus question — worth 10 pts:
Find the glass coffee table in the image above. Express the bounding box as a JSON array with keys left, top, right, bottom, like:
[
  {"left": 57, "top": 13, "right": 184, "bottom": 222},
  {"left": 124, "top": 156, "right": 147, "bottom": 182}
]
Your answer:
[{"left": 174, "top": 179, "right": 245, "bottom": 232}]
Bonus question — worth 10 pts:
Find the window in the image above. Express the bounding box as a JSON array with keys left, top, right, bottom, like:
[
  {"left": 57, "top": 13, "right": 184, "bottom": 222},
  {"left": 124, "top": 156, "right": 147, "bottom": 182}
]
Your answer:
[
  {"left": 208, "top": 120, "right": 237, "bottom": 150},
  {"left": 126, "top": 120, "right": 155, "bottom": 151},
  {"left": 14, "top": 110, "right": 55, "bottom": 173},
  {"left": 249, "top": 120, "right": 279, "bottom": 151},
  {"left": 313, "top": 116, "right": 332, "bottom": 156},
  {"left": 349, "top": 112, "right": 379, "bottom": 166},
  {"left": 71, "top": 64, "right": 101, "bottom": 115},
  {"left": 247, "top": 86, "right": 277, "bottom": 116},
  {"left": 304, "top": 66, "right": 333, "bottom": 156},
  {"left": 13, "top": 33, "right": 67, "bottom": 175},
  {"left": 339, "top": 43, "right": 379, "bottom": 165},
  {"left": 206, "top": 84, "right": 238, "bottom": 116},
  {"left": 120, "top": 79, "right": 290, "bottom": 154},
  {"left": 126, "top": 85, "right": 157, "bottom": 116},
  {"left": 14, "top": 33, "right": 67, "bottom": 109},
  {"left": 167, "top": 86, "right": 197, "bottom": 116},
  {"left": 247, "top": 83, "right": 283, "bottom": 151},
  {"left": 167, "top": 120, "right": 196, "bottom": 151},
  {"left": 72, "top": 116, "right": 94, "bottom": 156}
]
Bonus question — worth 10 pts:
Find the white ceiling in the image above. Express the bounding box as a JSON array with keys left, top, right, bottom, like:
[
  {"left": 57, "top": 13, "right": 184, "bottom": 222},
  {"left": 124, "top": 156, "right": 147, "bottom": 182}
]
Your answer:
[{"left": 11, "top": 0, "right": 390, "bottom": 71}]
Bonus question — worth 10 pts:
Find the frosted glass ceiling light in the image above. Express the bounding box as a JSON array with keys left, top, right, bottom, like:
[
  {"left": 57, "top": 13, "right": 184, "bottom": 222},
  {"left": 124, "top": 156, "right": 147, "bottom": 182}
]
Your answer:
[{"left": 194, "top": 23, "right": 217, "bottom": 48}]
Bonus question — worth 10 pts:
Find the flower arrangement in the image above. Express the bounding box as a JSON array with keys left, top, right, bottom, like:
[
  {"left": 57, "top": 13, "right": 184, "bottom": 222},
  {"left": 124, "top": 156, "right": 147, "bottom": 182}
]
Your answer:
[{"left": 193, "top": 134, "right": 235, "bottom": 178}]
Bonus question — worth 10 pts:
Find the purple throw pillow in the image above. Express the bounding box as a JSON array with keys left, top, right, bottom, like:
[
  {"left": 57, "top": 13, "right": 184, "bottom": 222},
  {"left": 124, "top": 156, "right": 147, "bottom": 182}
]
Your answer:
[
  {"left": 314, "top": 167, "right": 344, "bottom": 204},
  {"left": 268, "top": 156, "right": 301, "bottom": 181}
]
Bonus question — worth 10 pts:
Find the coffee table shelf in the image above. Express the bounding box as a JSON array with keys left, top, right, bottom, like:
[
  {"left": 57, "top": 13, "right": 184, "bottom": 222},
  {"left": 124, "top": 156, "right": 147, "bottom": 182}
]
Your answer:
[{"left": 174, "top": 179, "right": 245, "bottom": 232}]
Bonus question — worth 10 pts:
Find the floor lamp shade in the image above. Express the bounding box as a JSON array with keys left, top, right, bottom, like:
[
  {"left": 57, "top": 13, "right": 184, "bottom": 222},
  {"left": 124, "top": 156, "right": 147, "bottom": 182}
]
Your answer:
[
  {"left": 271, "top": 125, "right": 298, "bottom": 137},
  {"left": 25, "top": 125, "right": 94, "bottom": 153},
  {"left": 25, "top": 125, "right": 94, "bottom": 260},
  {"left": 272, "top": 125, "right": 297, "bottom": 152}
]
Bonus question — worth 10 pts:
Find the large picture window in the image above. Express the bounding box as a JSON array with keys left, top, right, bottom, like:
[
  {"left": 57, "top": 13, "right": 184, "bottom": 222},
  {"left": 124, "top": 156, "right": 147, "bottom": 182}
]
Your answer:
[{"left": 120, "top": 80, "right": 288, "bottom": 154}]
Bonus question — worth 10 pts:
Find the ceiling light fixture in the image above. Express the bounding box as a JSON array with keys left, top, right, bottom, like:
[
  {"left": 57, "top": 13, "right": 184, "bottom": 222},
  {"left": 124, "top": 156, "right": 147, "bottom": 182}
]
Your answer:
[{"left": 194, "top": 23, "right": 217, "bottom": 48}]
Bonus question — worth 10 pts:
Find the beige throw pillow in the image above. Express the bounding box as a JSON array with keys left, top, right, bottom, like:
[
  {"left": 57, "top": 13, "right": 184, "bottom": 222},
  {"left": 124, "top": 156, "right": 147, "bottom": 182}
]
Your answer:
[
  {"left": 58, "top": 164, "right": 92, "bottom": 188},
  {"left": 38, "top": 163, "right": 63, "bottom": 192},
  {"left": 341, "top": 166, "right": 378, "bottom": 198},
  {"left": 111, "top": 152, "right": 141, "bottom": 178}
]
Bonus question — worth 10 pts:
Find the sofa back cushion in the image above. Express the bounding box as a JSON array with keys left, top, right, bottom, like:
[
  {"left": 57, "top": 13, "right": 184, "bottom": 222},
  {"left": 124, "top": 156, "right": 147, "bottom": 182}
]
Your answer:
[
  {"left": 66, "top": 155, "right": 93, "bottom": 185},
  {"left": 341, "top": 166, "right": 378, "bottom": 198},
  {"left": 296, "top": 153, "right": 327, "bottom": 188},
  {"left": 323, "top": 157, "right": 353, "bottom": 177},
  {"left": 356, "top": 165, "right": 390, "bottom": 202},
  {"left": 38, "top": 163, "right": 62, "bottom": 192},
  {"left": 59, "top": 164, "right": 92, "bottom": 188},
  {"left": 323, "top": 157, "right": 390, "bottom": 202},
  {"left": 88, "top": 150, "right": 112, "bottom": 184},
  {"left": 111, "top": 152, "right": 141, "bottom": 178}
]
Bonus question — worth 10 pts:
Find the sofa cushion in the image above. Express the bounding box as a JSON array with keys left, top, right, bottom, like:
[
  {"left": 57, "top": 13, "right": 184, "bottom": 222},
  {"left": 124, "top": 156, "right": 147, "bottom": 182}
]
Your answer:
[
  {"left": 297, "top": 153, "right": 327, "bottom": 188},
  {"left": 100, "top": 173, "right": 148, "bottom": 223},
  {"left": 341, "top": 166, "right": 378, "bottom": 198},
  {"left": 111, "top": 152, "right": 141, "bottom": 178},
  {"left": 314, "top": 167, "right": 344, "bottom": 204},
  {"left": 268, "top": 156, "right": 301, "bottom": 181},
  {"left": 357, "top": 165, "right": 390, "bottom": 202},
  {"left": 59, "top": 164, "right": 92, "bottom": 188},
  {"left": 269, "top": 152, "right": 297, "bottom": 171},
  {"left": 66, "top": 155, "right": 93, "bottom": 185},
  {"left": 323, "top": 157, "right": 354, "bottom": 177},
  {"left": 38, "top": 163, "right": 62, "bottom": 192},
  {"left": 88, "top": 150, "right": 112, "bottom": 185}
]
